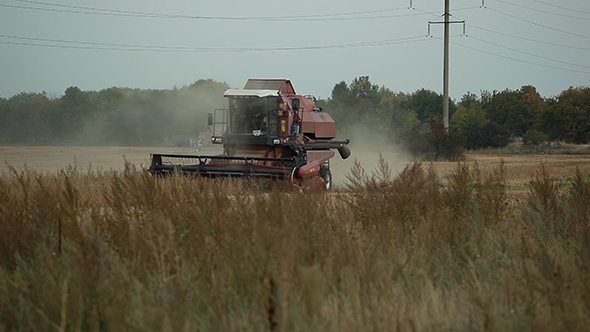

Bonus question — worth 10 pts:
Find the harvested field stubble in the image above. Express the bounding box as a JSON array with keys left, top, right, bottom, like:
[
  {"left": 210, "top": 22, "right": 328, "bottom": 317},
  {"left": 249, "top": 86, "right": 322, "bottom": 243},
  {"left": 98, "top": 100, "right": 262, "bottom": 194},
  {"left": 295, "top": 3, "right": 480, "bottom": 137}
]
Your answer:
[{"left": 0, "top": 160, "right": 589, "bottom": 331}]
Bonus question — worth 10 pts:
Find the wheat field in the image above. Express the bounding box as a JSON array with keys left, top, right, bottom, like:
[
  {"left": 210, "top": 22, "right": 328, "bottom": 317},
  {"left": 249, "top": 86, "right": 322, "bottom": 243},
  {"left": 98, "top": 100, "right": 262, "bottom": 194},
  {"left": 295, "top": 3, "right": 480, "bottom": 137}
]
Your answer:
[
  {"left": 1, "top": 146, "right": 589, "bottom": 331},
  {"left": 3, "top": 145, "right": 590, "bottom": 189}
]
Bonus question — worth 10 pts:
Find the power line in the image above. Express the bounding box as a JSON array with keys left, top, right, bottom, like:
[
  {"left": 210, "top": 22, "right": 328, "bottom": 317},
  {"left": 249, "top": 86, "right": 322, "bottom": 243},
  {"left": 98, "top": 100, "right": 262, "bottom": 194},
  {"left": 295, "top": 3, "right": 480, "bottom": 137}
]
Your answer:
[
  {"left": 469, "top": 24, "right": 590, "bottom": 51},
  {"left": 467, "top": 35, "right": 590, "bottom": 70},
  {"left": 486, "top": 7, "right": 590, "bottom": 40},
  {"left": 449, "top": 38, "right": 590, "bottom": 75},
  {"left": 16, "top": 0, "right": 406, "bottom": 18},
  {"left": 4, "top": 1, "right": 482, "bottom": 22},
  {"left": 3, "top": 1, "right": 421, "bottom": 21},
  {"left": 530, "top": 0, "right": 590, "bottom": 17},
  {"left": 494, "top": 0, "right": 590, "bottom": 22},
  {"left": 0, "top": 34, "right": 432, "bottom": 52}
]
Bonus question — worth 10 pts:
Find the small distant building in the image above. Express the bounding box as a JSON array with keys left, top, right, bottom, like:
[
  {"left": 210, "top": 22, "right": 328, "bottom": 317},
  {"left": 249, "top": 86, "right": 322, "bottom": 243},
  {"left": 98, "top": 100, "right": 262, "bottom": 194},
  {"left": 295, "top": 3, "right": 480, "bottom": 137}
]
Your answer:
[
  {"left": 171, "top": 135, "right": 198, "bottom": 147},
  {"left": 198, "top": 131, "right": 211, "bottom": 147},
  {"left": 171, "top": 132, "right": 212, "bottom": 148}
]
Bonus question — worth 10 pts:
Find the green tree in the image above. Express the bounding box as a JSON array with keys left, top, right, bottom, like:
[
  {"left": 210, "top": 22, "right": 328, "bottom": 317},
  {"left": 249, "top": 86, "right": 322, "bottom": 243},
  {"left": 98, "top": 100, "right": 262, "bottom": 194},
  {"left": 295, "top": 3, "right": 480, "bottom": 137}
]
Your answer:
[
  {"left": 485, "top": 89, "right": 518, "bottom": 132},
  {"left": 485, "top": 86, "right": 545, "bottom": 136},
  {"left": 326, "top": 77, "right": 382, "bottom": 136},
  {"left": 7, "top": 92, "right": 47, "bottom": 106},
  {"left": 54, "top": 86, "right": 94, "bottom": 141},
  {"left": 520, "top": 85, "right": 545, "bottom": 126},
  {"left": 349, "top": 76, "right": 381, "bottom": 104},
  {"left": 479, "top": 122, "right": 510, "bottom": 148},
  {"left": 539, "top": 87, "right": 590, "bottom": 143},
  {"left": 25, "top": 93, "right": 58, "bottom": 143},
  {"left": 96, "top": 87, "right": 126, "bottom": 113},
  {"left": 0, "top": 103, "right": 15, "bottom": 142},
  {"left": 0, "top": 92, "right": 57, "bottom": 143},
  {"left": 404, "top": 88, "right": 456, "bottom": 122},
  {"left": 375, "top": 89, "right": 419, "bottom": 142},
  {"left": 453, "top": 93, "right": 489, "bottom": 149},
  {"left": 404, "top": 119, "right": 465, "bottom": 161},
  {"left": 459, "top": 91, "right": 480, "bottom": 109},
  {"left": 331, "top": 81, "right": 351, "bottom": 103}
]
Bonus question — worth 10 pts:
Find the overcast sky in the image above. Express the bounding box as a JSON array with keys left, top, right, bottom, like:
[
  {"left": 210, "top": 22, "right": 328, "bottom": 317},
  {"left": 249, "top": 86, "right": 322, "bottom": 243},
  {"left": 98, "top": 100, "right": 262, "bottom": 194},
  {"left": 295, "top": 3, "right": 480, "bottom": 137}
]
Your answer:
[{"left": 1, "top": 0, "right": 589, "bottom": 101}]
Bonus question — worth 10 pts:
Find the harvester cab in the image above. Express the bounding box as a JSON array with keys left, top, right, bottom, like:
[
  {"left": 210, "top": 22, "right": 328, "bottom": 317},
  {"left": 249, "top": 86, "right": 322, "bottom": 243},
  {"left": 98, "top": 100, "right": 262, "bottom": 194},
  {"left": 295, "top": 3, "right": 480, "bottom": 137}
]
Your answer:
[{"left": 150, "top": 79, "right": 351, "bottom": 191}]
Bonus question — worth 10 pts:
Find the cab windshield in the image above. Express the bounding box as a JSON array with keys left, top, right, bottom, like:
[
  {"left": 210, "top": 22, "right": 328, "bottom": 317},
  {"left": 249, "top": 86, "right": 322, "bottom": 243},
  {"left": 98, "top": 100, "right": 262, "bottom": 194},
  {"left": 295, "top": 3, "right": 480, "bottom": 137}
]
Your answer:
[{"left": 229, "top": 97, "right": 268, "bottom": 135}]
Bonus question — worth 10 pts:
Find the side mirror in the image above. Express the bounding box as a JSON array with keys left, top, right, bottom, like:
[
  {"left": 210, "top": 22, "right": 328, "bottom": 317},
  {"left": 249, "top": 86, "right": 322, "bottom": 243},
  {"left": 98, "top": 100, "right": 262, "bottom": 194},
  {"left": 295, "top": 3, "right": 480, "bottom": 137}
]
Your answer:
[
  {"left": 292, "top": 98, "right": 300, "bottom": 111},
  {"left": 208, "top": 113, "right": 213, "bottom": 126}
]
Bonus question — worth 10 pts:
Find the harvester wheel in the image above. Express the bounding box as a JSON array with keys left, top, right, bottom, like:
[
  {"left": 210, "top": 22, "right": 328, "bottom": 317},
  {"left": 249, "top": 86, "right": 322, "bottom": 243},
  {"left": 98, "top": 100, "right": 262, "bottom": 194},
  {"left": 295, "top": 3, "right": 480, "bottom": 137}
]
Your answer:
[{"left": 320, "top": 167, "right": 332, "bottom": 191}]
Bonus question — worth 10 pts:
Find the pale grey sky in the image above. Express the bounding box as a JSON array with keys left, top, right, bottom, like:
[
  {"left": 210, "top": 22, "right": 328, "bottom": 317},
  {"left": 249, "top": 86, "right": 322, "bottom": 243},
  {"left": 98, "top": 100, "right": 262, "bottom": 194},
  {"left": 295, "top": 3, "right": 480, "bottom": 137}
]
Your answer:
[{"left": 1, "top": 0, "right": 589, "bottom": 100}]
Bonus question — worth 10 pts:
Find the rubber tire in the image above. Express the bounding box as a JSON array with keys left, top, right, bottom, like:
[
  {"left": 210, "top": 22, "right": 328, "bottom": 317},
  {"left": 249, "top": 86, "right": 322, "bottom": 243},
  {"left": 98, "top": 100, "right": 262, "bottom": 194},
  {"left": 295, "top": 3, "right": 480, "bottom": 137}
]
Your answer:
[{"left": 320, "top": 167, "right": 332, "bottom": 191}]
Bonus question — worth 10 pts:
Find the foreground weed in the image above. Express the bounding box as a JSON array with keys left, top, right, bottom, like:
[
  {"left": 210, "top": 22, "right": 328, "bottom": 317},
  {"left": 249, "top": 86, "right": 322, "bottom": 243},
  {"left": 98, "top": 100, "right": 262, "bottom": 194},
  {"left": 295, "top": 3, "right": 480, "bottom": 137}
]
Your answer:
[{"left": 0, "top": 161, "right": 589, "bottom": 331}]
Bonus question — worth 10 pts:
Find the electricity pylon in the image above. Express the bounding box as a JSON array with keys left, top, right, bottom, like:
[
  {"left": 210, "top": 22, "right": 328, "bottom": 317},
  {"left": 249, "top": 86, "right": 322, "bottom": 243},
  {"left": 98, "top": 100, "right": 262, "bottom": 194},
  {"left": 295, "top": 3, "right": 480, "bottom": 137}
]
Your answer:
[{"left": 428, "top": 0, "right": 465, "bottom": 130}]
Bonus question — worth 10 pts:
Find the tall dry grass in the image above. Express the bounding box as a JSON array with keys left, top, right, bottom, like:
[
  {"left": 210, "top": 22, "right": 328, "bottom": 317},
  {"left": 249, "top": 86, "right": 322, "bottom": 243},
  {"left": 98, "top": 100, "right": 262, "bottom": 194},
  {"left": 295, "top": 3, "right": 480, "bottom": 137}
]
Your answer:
[{"left": 0, "top": 160, "right": 589, "bottom": 331}]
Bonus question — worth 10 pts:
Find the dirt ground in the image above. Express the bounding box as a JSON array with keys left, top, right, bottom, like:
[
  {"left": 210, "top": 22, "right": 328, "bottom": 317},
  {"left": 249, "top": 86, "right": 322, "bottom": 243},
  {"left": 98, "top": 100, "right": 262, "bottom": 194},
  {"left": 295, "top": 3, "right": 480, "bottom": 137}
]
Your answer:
[
  {"left": 0, "top": 145, "right": 223, "bottom": 173},
  {"left": 329, "top": 148, "right": 590, "bottom": 190},
  {"left": 2, "top": 145, "right": 590, "bottom": 191}
]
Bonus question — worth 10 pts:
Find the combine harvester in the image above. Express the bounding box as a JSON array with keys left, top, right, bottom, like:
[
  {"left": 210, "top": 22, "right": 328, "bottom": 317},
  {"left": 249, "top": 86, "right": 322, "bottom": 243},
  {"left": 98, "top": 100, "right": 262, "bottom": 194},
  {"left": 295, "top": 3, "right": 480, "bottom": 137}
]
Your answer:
[{"left": 149, "top": 79, "right": 351, "bottom": 191}]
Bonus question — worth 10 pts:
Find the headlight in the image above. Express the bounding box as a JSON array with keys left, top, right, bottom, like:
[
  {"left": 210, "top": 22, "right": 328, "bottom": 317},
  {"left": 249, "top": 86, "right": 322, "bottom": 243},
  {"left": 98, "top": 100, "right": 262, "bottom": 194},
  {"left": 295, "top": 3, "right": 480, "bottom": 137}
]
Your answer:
[
  {"left": 214, "top": 137, "right": 223, "bottom": 143},
  {"left": 273, "top": 139, "right": 281, "bottom": 144}
]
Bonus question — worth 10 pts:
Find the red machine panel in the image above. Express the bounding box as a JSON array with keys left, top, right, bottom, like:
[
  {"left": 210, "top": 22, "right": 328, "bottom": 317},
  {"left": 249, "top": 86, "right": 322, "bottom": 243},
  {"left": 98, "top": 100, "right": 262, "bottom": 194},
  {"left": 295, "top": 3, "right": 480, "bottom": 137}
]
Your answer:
[{"left": 301, "top": 112, "right": 336, "bottom": 139}]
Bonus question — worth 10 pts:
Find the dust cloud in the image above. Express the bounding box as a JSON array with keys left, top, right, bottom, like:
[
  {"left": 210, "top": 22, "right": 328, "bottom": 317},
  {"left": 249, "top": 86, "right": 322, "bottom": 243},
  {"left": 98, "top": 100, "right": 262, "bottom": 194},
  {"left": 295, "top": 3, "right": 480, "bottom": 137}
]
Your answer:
[
  {"left": 82, "top": 81, "right": 228, "bottom": 147},
  {"left": 330, "top": 124, "right": 411, "bottom": 189}
]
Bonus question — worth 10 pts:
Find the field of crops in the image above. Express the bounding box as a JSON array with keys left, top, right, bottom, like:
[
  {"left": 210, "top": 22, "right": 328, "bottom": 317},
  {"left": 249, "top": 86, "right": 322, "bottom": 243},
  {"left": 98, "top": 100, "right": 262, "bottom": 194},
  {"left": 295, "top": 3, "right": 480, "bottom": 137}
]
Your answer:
[{"left": 1, "top": 146, "right": 589, "bottom": 331}]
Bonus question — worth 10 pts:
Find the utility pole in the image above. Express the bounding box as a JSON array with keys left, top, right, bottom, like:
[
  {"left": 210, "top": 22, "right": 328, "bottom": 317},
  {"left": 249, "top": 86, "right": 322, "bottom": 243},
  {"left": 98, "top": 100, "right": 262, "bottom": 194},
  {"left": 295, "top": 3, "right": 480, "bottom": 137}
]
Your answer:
[
  {"left": 428, "top": 0, "right": 465, "bottom": 131},
  {"left": 443, "top": 0, "right": 449, "bottom": 130}
]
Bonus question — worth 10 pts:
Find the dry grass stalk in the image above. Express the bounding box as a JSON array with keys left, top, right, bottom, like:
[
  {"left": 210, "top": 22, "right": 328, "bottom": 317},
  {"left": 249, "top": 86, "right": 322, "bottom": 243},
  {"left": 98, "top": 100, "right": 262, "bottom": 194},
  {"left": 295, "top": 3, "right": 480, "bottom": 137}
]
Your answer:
[{"left": 0, "top": 160, "right": 589, "bottom": 331}]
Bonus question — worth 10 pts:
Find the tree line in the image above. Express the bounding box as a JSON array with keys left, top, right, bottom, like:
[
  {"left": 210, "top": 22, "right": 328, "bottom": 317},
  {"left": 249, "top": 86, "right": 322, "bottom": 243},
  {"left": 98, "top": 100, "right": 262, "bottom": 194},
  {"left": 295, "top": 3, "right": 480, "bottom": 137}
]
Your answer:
[
  {"left": 322, "top": 76, "right": 590, "bottom": 159},
  {"left": 1, "top": 76, "right": 589, "bottom": 159},
  {"left": 0, "top": 79, "right": 229, "bottom": 146}
]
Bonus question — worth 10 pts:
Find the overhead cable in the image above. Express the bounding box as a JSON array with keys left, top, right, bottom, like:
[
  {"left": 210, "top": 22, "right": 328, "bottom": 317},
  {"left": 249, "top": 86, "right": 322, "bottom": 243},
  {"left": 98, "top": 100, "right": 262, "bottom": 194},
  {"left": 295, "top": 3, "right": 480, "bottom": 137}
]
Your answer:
[
  {"left": 4, "top": 1, "right": 418, "bottom": 21},
  {"left": 5, "top": 1, "right": 480, "bottom": 22},
  {"left": 530, "top": 0, "right": 590, "bottom": 17},
  {"left": 15, "top": 0, "right": 406, "bottom": 18},
  {"left": 449, "top": 39, "right": 590, "bottom": 75},
  {"left": 494, "top": 0, "right": 590, "bottom": 22},
  {"left": 0, "top": 34, "right": 432, "bottom": 52},
  {"left": 486, "top": 7, "right": 590, "bottom": 40},
  {"left": 467, "top": 35, "right": 590, "bottom": 70},
  {"left": 470, "top": 24, "right": 590, "bottom": 51}
]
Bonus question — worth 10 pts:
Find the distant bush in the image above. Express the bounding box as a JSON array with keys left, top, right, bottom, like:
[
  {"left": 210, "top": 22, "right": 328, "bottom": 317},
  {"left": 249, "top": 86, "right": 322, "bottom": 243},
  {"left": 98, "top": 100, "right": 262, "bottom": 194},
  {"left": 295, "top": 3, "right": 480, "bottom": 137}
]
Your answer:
[
  {"left": 404, "top": 119, "right": 465, "bottom": 161},
  {"left": 523, "top": 128, "right": 549, "bottom": 145}
]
